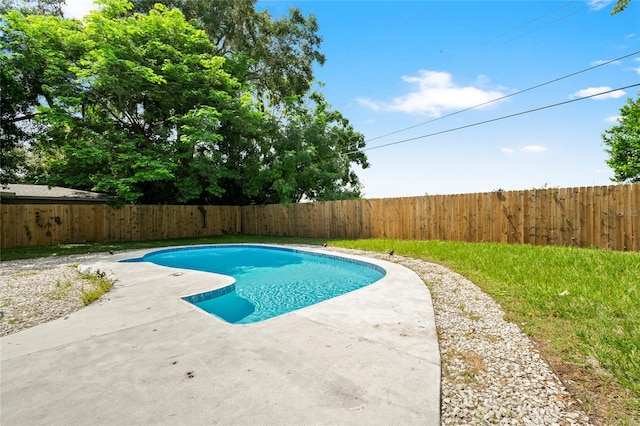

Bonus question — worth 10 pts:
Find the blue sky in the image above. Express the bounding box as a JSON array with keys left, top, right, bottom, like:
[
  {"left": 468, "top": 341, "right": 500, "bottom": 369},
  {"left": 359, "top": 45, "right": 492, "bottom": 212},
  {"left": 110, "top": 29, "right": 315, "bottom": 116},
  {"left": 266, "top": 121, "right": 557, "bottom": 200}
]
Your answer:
[{"left": 65, "top": 0, "right": 640, "bottom": 198}]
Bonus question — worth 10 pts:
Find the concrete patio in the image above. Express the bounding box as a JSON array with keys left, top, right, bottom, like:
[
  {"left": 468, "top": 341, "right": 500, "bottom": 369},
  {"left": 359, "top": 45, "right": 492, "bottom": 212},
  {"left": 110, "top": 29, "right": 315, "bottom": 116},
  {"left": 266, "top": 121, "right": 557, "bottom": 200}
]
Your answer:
[{"left": 1, "top": 245, "right": 440, "bottom": 425}]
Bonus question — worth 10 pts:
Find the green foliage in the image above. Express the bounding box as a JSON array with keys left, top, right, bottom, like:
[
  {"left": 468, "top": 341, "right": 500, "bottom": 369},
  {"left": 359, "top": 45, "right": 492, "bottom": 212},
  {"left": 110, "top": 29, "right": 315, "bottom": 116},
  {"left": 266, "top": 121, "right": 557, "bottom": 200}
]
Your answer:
[
  {"left": 603, "top": 94, "right": 640, "bottom": 183},
  {"left": 0, "top": 8, "right": 60, "bottom": 183},
  {"left": 611, "top": 0, "right": 632, "bottom": 14},
  {"left": 1, "top": 0, "right": 367, "bottom": 204},
  {"left": 33, "top": 2, "right": 258, "bottom": 203},
  {"left": 255, "top": 93, "right": 368, "bottom": 203}
]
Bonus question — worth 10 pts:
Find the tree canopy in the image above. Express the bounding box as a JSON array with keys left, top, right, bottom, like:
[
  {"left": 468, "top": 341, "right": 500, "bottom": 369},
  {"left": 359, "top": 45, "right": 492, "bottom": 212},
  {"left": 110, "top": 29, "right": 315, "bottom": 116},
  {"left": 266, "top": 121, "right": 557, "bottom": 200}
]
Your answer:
[
  {"left": 0, "top": 0, "right": 367, "bottom": 204},
  {"left": 603, "top": 93, "right": 640, "bottom": 183}
]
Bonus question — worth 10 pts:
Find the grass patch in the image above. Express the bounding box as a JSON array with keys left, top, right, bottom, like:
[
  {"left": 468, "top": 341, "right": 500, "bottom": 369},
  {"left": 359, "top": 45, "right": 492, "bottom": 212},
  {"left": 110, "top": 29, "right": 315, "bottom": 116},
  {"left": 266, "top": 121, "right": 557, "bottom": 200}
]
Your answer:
[
  {"left": 46, "top": 280, "right": 72, "bottom": 300},
  {"left": 79, "top": 271, "right": 113, "bottom": 306},
  {"left": 331, "top": 238, "right": 640, "bottom": 424}
]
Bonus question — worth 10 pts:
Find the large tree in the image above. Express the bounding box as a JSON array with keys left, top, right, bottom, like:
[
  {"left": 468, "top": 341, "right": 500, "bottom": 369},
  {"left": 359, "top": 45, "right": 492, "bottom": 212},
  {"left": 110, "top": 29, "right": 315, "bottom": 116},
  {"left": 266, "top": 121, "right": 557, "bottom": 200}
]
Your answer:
[
  {"left": 2, "top": 2, "right": 263, "bottom": 202},
  {"left": 1, "top": 0, "right": 368, "bottom": 204},
  {"left": 603, "top": 94, "right": 640, "bottom": 183}
]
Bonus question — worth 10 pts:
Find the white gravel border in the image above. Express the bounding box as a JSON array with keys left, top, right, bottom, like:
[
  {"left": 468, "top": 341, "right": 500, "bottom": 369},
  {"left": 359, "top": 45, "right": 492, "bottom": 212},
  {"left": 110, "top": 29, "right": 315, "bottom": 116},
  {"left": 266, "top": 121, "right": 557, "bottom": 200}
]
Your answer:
[{"left": 0, "top": 253, "right": 105, "bottom": 336}]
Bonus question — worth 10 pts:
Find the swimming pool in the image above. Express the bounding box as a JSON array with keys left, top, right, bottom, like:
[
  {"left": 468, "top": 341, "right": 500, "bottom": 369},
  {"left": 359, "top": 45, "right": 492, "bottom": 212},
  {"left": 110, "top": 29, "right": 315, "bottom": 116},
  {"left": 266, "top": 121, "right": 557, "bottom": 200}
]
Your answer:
[{"left": 126, "top": 245, "right": 386, "bottom": 324}]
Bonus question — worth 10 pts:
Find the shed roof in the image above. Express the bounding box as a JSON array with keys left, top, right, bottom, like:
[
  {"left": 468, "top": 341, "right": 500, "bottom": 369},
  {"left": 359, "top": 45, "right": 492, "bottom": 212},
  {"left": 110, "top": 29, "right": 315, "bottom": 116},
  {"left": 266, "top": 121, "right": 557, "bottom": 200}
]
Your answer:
[{"left": 0, "top": 184, "right": 111, "bottom": 204}]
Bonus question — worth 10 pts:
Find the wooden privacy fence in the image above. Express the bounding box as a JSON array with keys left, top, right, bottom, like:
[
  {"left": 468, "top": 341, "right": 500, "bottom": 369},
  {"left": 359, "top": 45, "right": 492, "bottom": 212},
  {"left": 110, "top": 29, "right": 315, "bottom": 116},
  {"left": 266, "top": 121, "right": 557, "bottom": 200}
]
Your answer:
[
  {"left": 243, "top": 184, "right": 639, "bottom": 251},
  {"left": 1, "top": 204, "right": 241, "bottom": 249},
  {"left": 2, "top": 184, "right": 639, "bottom": 251}
]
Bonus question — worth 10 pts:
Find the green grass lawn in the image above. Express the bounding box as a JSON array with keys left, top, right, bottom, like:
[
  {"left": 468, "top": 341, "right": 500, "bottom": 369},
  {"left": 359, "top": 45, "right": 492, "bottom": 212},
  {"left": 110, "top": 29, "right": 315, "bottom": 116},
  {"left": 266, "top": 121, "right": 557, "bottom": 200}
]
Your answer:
[{"left": 3, "top": 236, "right": 639, "bottom": 423}]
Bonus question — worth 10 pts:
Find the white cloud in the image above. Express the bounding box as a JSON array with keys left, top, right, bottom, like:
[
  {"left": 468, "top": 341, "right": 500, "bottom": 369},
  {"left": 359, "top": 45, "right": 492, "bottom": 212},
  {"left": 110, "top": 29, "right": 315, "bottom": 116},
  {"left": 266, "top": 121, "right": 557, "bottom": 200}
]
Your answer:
[
  {"left": 570, "top": 86, "right": 626, "bottom": 100},
  {"left": 522, "top": 145, "right": 547, "bottom": 153},
  {"left": 501, "top": 146, "right": 547, "bottom": 153},
  {"left": 590, "top": 59, "right": 620, "bottom": 66},
  {"left": 357, "top": 70, "right": 507, "bottom": 117},
  {"left": 605, "top": 115, "right": 621, "bottom": 123},
  {"left": 588, "top": 0, "right": 613, "bottom": 11},
  {"left": 356, "top": 97, "right": 382, "bottom": 111},
  {"left": 475, "top": 74, "right": 491, "bottom": 87},
  {"left": 626, "top": 33, "right": 636, "bottom": 39}
]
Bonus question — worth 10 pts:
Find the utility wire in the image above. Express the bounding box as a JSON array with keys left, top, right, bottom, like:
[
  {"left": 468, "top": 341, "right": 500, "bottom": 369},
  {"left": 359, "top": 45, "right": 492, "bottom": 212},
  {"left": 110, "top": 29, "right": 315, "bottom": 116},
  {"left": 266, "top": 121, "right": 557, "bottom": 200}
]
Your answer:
[
  {"left": 491, "top": 5, "right": 587, "bottom": 50},
  {"left": 365, "top": 50, "right": 640, "bottom": 144},
  {"left": 467, "top": 2, "right": 586, "bottom": 58},
  {"left": 359, "top": 83, "right": 640, "bottom": 153},
  {"left": 481, "top": 1, "right": 578, "bottom": 47}
]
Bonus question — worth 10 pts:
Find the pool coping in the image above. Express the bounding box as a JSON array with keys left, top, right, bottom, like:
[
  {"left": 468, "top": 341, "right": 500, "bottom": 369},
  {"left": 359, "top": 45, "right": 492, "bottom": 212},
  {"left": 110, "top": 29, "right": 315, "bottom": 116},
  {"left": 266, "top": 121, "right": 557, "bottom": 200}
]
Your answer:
[{"left": 1, "top": 244, "right": 441, "bottom": 425}]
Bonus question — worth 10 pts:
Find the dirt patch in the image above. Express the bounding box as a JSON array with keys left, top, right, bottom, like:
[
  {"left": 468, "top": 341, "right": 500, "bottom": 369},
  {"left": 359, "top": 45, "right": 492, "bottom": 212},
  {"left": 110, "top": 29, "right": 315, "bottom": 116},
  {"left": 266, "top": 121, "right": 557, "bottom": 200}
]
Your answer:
[{"left": 532, "top": 336, "right": 639, "bottom": 425}]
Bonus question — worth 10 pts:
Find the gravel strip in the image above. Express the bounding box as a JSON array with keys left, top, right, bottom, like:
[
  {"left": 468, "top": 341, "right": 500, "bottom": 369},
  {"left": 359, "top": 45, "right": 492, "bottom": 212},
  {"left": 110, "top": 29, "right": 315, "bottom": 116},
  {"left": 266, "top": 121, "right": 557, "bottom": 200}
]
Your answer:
[
  {"left": 0, "top": 253, "right": 105, "bottom": 337},
  {"left": 0, "top": 249, "right": 592, "bottom": 425}
]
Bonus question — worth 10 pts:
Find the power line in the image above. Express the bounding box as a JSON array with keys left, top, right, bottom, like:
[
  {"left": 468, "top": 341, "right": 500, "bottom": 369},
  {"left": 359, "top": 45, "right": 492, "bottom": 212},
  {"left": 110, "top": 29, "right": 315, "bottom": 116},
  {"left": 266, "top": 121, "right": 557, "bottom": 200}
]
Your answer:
[
  {"left": 470, "top": 1, "right": 586, "bottom": 56},
  {"left": 365, "top": 50, "right": 640, "bottom": 144},
  {"left": 482, "top": 2, "right": 578, "bottom": 46},
  {"left": 491, "top": 4, "right": 587, "bottom": 50},
  {"left": 359, "top": 83, "right": 640, "bottom": 153}
]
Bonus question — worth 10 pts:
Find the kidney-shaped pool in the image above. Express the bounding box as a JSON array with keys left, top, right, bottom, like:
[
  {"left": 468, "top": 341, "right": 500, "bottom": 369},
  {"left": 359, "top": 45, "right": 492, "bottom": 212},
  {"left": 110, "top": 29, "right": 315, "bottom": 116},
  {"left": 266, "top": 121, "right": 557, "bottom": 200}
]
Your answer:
[{"left": 123, "top": 245, "right": 386, "bottom": 324}]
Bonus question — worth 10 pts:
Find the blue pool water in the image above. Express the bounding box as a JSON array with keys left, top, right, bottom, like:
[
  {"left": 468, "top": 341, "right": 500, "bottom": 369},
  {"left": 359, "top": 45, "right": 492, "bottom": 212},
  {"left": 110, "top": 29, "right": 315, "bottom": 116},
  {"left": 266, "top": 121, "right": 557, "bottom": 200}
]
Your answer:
[{"left": 126, "top": 245, "right": 385, "bottom": 324}]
